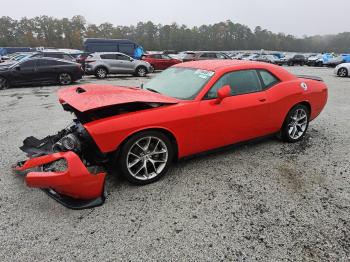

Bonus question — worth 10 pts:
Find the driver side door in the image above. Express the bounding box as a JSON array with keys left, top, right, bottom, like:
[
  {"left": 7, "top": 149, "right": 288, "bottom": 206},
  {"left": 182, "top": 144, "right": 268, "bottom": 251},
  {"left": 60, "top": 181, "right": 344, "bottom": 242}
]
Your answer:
[
  {"left": 196, "top": 69, "right": 270, "bottom": 152},
  {"left": 11, "top": 59, "right": 38, "bottom": 85}
]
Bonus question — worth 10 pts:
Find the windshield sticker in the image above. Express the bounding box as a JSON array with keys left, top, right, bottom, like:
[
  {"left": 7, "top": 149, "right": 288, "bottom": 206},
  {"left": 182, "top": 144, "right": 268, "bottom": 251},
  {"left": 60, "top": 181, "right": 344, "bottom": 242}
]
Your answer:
[{"left": 194, "top": 69, "right": 214, "bottom": 79}]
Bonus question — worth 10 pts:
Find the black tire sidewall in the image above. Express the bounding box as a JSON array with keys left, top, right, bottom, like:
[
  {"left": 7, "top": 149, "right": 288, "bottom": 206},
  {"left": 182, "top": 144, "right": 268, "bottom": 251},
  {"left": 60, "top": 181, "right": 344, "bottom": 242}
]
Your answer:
[
  {"left": 58, "top": 73, "right": 72, "bottom": 85},
  {"left": 281, "top": 104, "right": 310, "bottom": 143},
  {"left": 95, "top": 67, "right": 107, "bottom": 79},
  {"left": 118, "top": 131, "right": 174, "bottom": 185},
  {"left": 338, "top": 68, "right": 348, "bottom": 77},
  {"left": 0, "top": 77, "right": 9, "bottom": 90},
  {"left": 136, "top": 66, "right": 147, "bottom": 77}
]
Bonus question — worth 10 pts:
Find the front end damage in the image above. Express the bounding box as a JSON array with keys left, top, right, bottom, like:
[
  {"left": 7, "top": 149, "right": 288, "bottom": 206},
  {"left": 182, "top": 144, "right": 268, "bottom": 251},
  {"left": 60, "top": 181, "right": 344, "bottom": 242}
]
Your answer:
[
  {"left": 14, "top": 121, "right": 107, "bottom": 209},
  {"left": 13, "top": 84, "right": 179, "bottom": 209}
]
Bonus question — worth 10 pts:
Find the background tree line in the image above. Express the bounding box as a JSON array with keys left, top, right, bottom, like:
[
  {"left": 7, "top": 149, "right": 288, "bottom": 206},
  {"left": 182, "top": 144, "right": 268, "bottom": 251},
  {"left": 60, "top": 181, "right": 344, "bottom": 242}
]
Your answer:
[{"left": 0, "top": 15, "right": 349, "bottom": 53}]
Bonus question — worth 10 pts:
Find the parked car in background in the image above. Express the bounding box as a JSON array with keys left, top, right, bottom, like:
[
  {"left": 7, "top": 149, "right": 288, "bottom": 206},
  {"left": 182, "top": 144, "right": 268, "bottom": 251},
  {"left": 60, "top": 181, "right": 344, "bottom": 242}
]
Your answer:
[
  {"left": 341, "top": 54, "right": 350, "bottom": 63},
  {"left": 7, "top": 51, "right": 76, "bottom": 63},
  {"left": 142, "top": 53, "right": 181, "bottom": 70},
  {"left": 189, "top": 51, "right": 232, "bottom": 61},
  {"left": 85, "top": 52, "right": 153, "bottom": 78},
  {"left": 307, "top": 54, "right": 324, "bottom": 67},
  {"left": 324, "top": 55, "right": 344, "bottom": 67},
  {"left": 84, "top": 38, "right": 144, "bottom": 59},
  {"left": 242, "top": 54, "right": 260, "bottom": 61},
  {"left": 334, "top": 63, "right": 350, "bottom": 77},
  {"left": 286, "top": 54, "right": 307, "bottom": 66},
  {"left": 256, "top": 55, "right": 284, "bottom": 65},
  {"left": 178, "top": 51, "right": 196, "bottom": 62},
  {"left": 231, "top": 53, "right": 251, "bottom": 60},
  {"left": 34, "top": 51, "right": 76, "bottom": 62},
  {"left": 0, "top": 57, "right": 83, "bottom": 89}
]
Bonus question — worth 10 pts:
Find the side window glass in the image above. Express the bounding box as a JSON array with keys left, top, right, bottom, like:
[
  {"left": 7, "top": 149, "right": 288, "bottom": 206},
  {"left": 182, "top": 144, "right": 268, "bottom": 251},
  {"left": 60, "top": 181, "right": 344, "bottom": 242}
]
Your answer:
[
  {"left": 116, "top": 54, "right": 130, "bottom": 61},
  {"left": 100, "top": 54, "right": 116, "bottom": 59},
  {"left": 38, "top": 59, "right": 57, "bottom": 66},
  {"left": 20, "top": 60, "right": 36, "bottom": 69},
  {"left": 258, "top": 70, "right": 280, "bottom": 89},
  {"left": 216, "top": 53, "right": 225, "bottom": 59},
  {"left": 205, "top": 70, "right": 262, "bottom": 99},
  {"left": 63, "top": 55, "right": 72, "bottom": 60}
]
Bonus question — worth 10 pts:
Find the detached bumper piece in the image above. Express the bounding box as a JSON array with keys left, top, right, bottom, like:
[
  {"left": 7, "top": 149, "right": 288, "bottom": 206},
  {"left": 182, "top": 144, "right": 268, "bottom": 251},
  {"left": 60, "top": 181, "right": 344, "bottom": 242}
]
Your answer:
[{"left": 15, "top": 151, "right": 106, "bottom": 210}]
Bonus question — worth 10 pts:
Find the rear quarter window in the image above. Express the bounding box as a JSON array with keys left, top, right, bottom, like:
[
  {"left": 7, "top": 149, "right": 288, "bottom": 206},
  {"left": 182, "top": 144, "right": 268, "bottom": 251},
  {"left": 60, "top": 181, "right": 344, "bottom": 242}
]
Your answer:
[{"left": 258, "top": 70, "right": 280, "bottom": 89}]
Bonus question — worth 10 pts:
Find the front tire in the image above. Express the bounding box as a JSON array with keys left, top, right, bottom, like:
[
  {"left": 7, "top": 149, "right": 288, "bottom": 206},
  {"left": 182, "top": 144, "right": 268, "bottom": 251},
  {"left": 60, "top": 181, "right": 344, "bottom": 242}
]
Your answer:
[
  {"left": 281, "top": 104, "right": 310, "bottom": 143},
  {"left": 0, "top": 77, "right": 10, "bottom": 90},
  {"left": 118, "top": 131, "right": 174, "bottom": 185},
  {"left": 57, "top": 73, "right": 72, "bottom": 85},
  {"left": 338, "top": 68, "right": 348, "bottom": 77}
]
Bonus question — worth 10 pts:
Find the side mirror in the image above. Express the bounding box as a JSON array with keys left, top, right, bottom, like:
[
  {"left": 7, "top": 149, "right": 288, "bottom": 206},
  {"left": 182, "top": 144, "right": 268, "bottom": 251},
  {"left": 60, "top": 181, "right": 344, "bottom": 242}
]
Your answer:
[
  {"left": 216, "top": 85, "right": 231, "bottom": 104},
  {"left": 130, "top": 58, "right": 134, "bottom": 62}
]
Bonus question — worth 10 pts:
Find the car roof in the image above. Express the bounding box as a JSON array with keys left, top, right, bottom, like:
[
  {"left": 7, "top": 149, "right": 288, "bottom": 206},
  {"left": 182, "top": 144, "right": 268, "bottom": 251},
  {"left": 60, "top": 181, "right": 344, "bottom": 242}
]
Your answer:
[
  {"left": 93, "top": 52, "right": 128, "bottom": 55},
  {"left": 22, "top": 57, "right": 76, "bottom": 64}
]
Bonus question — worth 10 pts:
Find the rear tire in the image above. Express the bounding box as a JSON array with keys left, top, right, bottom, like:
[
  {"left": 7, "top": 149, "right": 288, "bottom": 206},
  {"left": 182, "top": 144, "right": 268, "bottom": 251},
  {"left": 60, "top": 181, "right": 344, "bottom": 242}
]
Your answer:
[
  {"left": 135, "top": 66, "right": 148, "bottom": 77},
  {"left": 0, "top": 77, "right": 10, "bottom": 90},
  {"left": 280, "top": 104, "right": 310, "bottom": 143},
  {"left": 57, "top": 73, "right": 72, "bottom": 85},
  {"left": 95, "top": 67, "right": 108, "bottom": 79},
  {"left": 118, "top": 131, "right": 174, "bottom": 185},
  {"left": 338, "top": 68, "right": 348, "bottom": 77}
]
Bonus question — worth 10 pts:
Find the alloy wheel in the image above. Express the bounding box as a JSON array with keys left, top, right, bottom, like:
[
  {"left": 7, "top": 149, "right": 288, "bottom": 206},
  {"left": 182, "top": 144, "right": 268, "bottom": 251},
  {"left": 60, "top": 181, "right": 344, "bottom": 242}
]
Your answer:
[
  {"left": 0, "top": 77, "right": 9, "bottom": 90},
  {"left": 338, "top": 68, "right": 348, "bottom": 77},
  {"left": 96, "top": 68, "right": 107, "bottom": 78},
  {"left": 137, "top": 67, "right": 147, "bottom": 77},
  {"left": 59, "top": 73, "right": 72, "bottom": 85},
  {"left": 288, "top": 109, "right": 308, "bottom": 140},
  {"left": 126, "top": 136, "right": 168, "bottom": 181}
]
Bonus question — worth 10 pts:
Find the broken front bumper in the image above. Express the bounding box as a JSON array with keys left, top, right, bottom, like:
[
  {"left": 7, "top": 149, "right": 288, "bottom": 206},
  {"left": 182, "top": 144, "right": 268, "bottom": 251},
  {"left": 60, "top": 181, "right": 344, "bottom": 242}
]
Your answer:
[{"left": 15, "top": 151, "right": 106, "bottom": 210}]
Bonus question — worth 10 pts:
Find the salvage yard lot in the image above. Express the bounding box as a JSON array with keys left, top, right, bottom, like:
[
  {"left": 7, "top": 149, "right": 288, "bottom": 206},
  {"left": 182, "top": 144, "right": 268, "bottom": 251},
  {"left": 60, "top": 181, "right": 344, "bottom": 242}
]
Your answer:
[{"left": 0, "top": 66, "right": 349, "bottom": 260}]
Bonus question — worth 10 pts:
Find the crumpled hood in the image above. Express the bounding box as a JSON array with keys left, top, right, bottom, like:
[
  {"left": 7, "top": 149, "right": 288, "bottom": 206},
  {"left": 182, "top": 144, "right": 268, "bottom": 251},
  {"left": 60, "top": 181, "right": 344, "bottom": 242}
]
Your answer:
[{"left": 58, "top": 84, "right": 179, "bottom": 112}]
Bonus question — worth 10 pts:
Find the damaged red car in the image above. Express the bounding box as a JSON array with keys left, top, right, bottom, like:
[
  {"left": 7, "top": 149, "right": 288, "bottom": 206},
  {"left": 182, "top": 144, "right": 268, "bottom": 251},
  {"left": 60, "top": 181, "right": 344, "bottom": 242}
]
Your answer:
[{"left": 15, "top": 60, "right": 328, "bottom": 209}]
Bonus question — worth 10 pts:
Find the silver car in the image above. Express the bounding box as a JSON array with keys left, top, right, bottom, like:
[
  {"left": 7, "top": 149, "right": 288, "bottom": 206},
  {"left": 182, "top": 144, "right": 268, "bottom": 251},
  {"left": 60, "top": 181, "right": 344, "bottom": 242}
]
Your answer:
[{"left": 85, "top": 52, "right": 153, "bottom": 78}]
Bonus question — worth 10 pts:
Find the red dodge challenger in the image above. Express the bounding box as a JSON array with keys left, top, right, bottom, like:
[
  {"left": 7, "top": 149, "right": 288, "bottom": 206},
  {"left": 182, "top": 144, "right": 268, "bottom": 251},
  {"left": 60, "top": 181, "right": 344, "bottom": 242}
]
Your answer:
[{"left": 15, "top": 60, "right": 328, "bottom": 209}]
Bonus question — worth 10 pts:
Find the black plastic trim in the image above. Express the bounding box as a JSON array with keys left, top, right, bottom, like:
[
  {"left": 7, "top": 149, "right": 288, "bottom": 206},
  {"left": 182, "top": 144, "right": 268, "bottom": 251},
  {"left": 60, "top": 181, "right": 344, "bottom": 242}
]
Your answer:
[{"left": 42, "top": 187, "right": 106, "bottom": 210}]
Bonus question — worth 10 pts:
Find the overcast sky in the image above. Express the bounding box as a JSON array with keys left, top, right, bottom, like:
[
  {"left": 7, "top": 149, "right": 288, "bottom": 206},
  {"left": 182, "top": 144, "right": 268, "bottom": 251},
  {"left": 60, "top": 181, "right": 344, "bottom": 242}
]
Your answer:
[{"left": 2, "top": 0, "right": 349, "bottom": 36}]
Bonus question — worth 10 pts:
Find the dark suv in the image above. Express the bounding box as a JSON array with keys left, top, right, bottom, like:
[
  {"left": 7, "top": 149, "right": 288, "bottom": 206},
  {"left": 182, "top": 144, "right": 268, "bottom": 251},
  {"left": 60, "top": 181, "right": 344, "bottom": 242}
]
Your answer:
[{"left": 286, "top": 54, "right": 307, "bottom": 66}]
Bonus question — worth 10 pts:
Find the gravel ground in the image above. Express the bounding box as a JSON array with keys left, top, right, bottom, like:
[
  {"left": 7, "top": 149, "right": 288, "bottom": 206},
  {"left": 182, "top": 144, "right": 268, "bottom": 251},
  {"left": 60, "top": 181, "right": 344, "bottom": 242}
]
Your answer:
[{"left": 0, "top": 67, "right": 349, "bottom": 261}]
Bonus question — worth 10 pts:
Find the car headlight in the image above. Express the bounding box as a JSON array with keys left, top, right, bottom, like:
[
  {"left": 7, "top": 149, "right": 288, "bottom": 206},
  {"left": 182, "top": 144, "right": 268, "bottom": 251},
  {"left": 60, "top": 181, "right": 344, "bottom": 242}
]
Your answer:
[
  {"left": 61, "top": 134, "right": 81, "bottom": 152},
  {"left": 53, "top": 133, "right": 81, "bottom": 153}
]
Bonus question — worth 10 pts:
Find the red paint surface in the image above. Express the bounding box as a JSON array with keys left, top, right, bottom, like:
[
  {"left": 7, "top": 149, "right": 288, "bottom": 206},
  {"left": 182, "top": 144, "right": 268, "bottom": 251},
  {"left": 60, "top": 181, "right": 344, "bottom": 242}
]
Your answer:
[{"left": 17, "top": 152, "right": 106, "bottom": 199}]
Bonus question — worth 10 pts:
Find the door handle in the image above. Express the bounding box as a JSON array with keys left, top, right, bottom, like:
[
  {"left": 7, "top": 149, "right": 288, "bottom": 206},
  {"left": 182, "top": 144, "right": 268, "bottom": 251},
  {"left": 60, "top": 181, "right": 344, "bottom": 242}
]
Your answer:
[{"left": 258, "top": 98, "right": 266, "bottom": 102}]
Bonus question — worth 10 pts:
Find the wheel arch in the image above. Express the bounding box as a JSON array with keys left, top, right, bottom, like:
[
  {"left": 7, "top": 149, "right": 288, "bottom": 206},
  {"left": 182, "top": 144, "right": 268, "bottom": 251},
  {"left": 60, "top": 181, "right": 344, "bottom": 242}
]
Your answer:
[
  {"left": 114, "top": 127, "right": 179, "bottom": 162},
  {"left": 135, "top": 65, "right": 148, "bottom": 73},
  {"left": 281, "top": 101, "right": 311, "bottom": 129}
]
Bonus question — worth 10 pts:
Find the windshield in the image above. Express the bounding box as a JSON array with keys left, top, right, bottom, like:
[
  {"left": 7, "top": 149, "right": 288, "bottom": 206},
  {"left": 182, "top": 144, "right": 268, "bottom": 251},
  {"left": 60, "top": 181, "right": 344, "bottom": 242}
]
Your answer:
[{"left": 143, "top": 67, "right": 214, "bottom": 100}]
